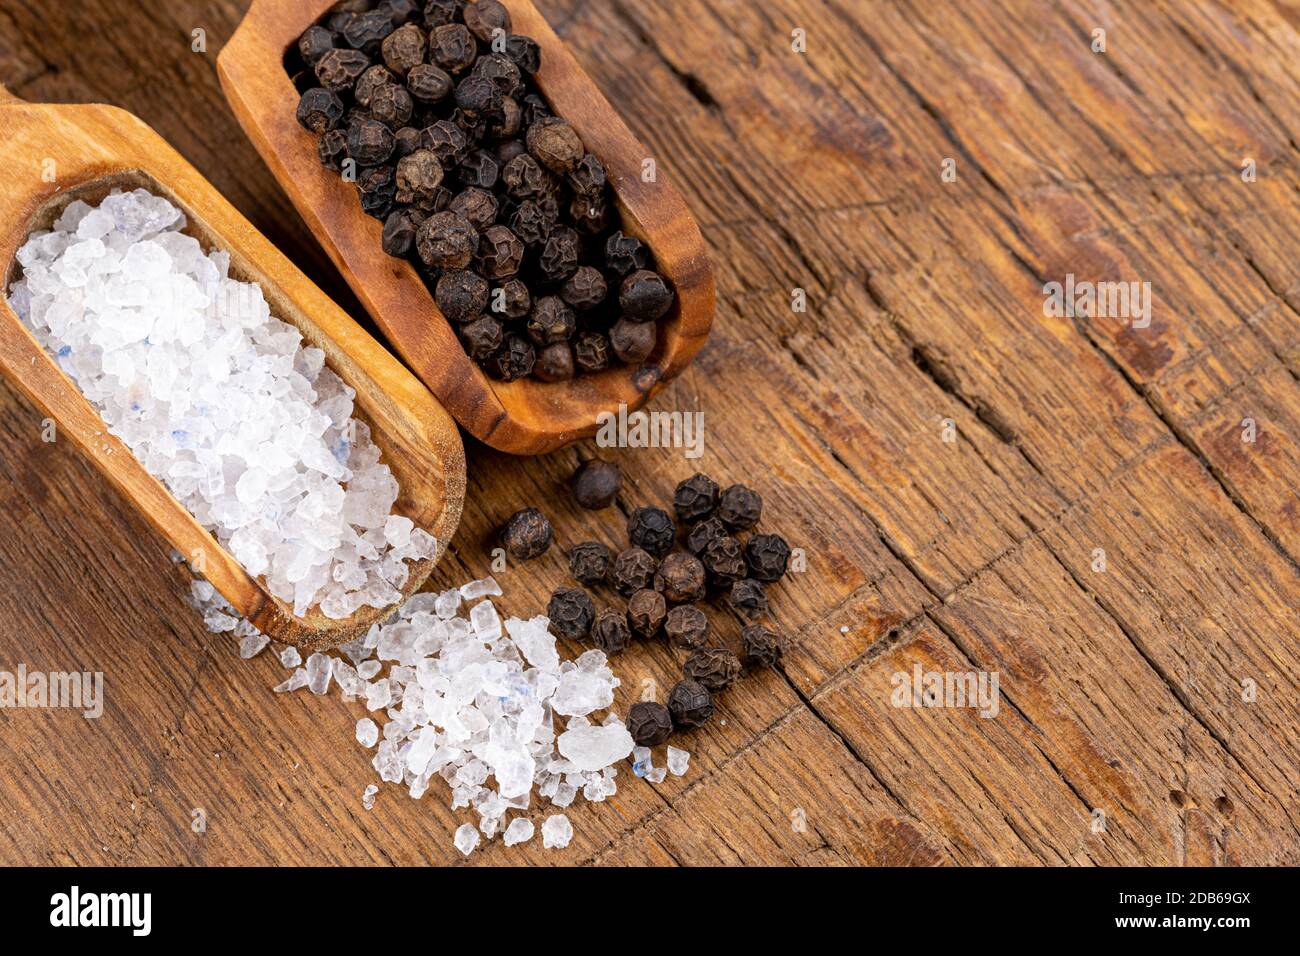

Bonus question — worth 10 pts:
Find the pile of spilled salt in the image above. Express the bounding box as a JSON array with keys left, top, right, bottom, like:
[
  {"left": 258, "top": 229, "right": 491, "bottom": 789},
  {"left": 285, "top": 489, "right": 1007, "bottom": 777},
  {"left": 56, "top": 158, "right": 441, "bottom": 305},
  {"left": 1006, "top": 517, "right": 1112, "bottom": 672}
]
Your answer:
[{"left": 8, "top": 189, "right": 435, "bottom": 618}]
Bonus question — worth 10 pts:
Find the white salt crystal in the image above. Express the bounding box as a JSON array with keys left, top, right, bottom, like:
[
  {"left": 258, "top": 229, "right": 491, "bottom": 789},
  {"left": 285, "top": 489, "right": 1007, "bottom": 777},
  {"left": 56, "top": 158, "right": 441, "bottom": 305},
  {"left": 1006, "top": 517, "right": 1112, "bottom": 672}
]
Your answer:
[
  {"left": 453, "top": 823, "right": 480, "bottom": 856},
  {"left": 557, "top": 722, "right": 635, "bottom": 772},
  {"left": 666, "top": 746, "right": 690, "bottom": 776},
  {"left": 239, "top": 632, "right": 270, "bottom": 659},
  {"left": 434, "top": 588, "right": 462, "bottom": 619},
  {"left": 460, "top": 576, "right": 502, "bottom": 600},
  {"left": 273, "top": 668, "right": 308, "bottom": 693},
  {"left": 305, "top": 653, "right": 332, "bottom": 694},
  {"left": 356, "top": 717, "right": 379, "bottom": 748},
  {"left": 470, "top": 600, "right": 501, "bottom": 641},
  {"left": 502, "top": 818, "right": 534, "bottom": 846},
  {"left": 647, "top": 767, "right": 667, "bottom": 784},
  {"left": 279, "top": 646, "right": 301, "bottom": 668},
  {"left": 362, "top": 784, "right": 378, "bottom": 810},
  {"left": 541, "top": 814, "right": 573, "bottom": 849}
]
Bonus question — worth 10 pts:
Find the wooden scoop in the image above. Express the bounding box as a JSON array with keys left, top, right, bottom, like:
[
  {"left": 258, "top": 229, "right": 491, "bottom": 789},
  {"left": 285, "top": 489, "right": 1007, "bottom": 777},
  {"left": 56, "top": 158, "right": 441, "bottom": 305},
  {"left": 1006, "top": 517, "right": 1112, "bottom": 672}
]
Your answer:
[
  {"left": 0, "top": 88, "right": 466, "bottom": 650},
  {"left": 217, "top": 0, "right": 715, "bottom": 455}
]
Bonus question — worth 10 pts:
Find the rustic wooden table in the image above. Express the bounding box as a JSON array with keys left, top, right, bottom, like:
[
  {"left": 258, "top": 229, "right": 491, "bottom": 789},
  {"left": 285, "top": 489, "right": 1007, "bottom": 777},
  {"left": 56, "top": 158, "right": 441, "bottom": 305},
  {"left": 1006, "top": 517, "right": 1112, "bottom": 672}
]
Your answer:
[{"left": 1, "top": 0, "right": 1297, "bottom": 866}]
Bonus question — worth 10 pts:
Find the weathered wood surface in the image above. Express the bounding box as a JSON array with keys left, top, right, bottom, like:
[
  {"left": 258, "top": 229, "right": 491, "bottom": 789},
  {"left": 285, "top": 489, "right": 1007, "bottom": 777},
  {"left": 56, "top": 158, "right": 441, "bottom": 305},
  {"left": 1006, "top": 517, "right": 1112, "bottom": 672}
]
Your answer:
[{"left": 0, "top": 0, "right": 1297, "bottom": 865}]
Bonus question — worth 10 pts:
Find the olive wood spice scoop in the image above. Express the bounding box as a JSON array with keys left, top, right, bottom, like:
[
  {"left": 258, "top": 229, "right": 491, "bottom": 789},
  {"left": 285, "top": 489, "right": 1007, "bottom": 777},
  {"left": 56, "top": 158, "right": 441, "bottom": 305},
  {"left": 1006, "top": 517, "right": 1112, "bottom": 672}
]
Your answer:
[
  {"left": 0, "top": 88, "right": 466, "bottom": 650},
  {"left": 218, "top": 0, "right": 715, "bottom": 455}
]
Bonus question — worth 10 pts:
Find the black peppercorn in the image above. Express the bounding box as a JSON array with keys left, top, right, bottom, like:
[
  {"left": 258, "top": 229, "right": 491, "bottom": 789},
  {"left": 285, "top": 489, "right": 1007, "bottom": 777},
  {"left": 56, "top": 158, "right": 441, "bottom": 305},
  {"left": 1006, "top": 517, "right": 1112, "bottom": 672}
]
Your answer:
[
  {"left": 298, "top": 25, "right": 335, "bottom": 65},
  {"left": 347, "top": 118, "right": 396, "bottom": 166},
  {"left": 495, "top": 138, "right": 527, "bottom": 165},
  {"left": 416, "top": 211, "right": 478, "bottom": 270},
  {"left": 717, "top": 483, "right": 762, "bottom": 530},
  {"left": 526, "top": 116, "right": 584, "bottom": 173},
  {"left": 457, "top": 149, "right": 500, "bottom": 190},
  {"left": 488, "top": 333, "right": 536, "bottom": 381},
  {"left": 664, "top": 605, "right": 708, "bottom": 649},
  {"left": 489, "top": 96, "right": 523, "bottom": 138},
  {"left": 573, "top": 331, "right": 611, "bottom": 372},
  {"left": 407, "top": 62, "right": 453, "bottom": 102},
  {"left": 702, "top": 535, "right": 746, "bottom": 586},
  {"left": 464, "top": 0, "right": 511, "bottom": 41},
  {"left": 499, "top": 507, "right": 552, "bottom": 560},
  {"left": 381, "top": 22, "right": 426, "bottom": 75},
  {"left": 620, "top": 269, "right": 674, "bottom": 321},
  {"left": 315, "top": 48, "right": 371, "bottom": 92},
  {"left": 568, "top": 192, "right": 609, "bottom": 235},
  {"left": 591, "top": 608, "right": 632, "bottom": 656},
  {"left": 612, "top": 547, "right": 656, "bottom": 596},
  {"left": 395, "top": 148, "right": 443, "bottom": 197},
  {"left": 627, "top": 588, "right": 667, "bottom": 638},
  {"left": 381, "top": 208, "right": 419, "bottom": 258},
  {"left": 458, "top": 315, "right": 503, "bottom": 359},
  {"left": 473, "top": 53, "right": 524, "bottom": 98},
  {"left": 448, "top": 186, "right": 498, "bottom": 230},
  {"left": 534, "top": 342, "right": 575, "bottom": 382},
  {"left": 685, "top": 515, "right": 727, "bottom": 555},
  {"left": 354, "top": 64, "right": 395, "bottom": 107},
  {"left": 745, "top": 533, "right": 791, "bottom": 582},
  {"left": 356, "top": 165, "right": 397, "bottom": 219},
  {"left": 435, "top": 269, "right": 489, "bottom": 322},
  {"left": 508, "top": 199, "right": 555, "bottom": 247},
  {"left": 547, "top": 586, "right": 595, "bottom": 640},
  {"left": 684, "top": 647, "right": 742, "bottom": 692},
  {"left": 343, "top": 8, "right": 392, "bottom": 55},
  {"left": 571, "top": 458, "right": 621, "bottom": 510},
  {"left": 430, "top": 23, "right": 477, "bottom": 73},
  {"left": 504, "top": 34, "right": 541, "bottom": 74},
  {"left": 477, "top": 224, "right": 524, "bottom": 279},
  {"left": 559, "top": 266, "right": 607, "bottom": 310},
  {"left": 667, "top": 679, "right": 714, "bottom": 730},
  {"left": 538, "top": 226, "right": 581, "bottom": 282},
  {"left": 422, "top": 0, "right": 459, "bottom": 28},
  {"left": 490, "top": 278, "right": 531, "bottom": 318},
  {"left": 740, "top": 624, "right": 784, "bottom": 667},
  {"left": 454, "top": 74, "right": 502, "bottom": 115},
  {"left": 369, "top": 82, "right": 414, "bottom": 128},
  {"left": 728, "top": 578, "right": 768, "bottom": 618},
  {"left": 608, "top": 318, "right": 657, "bottom": 364},
  {"left": 421, "top": 119, "right": 469, "bottom": 165},
  {"left": 567, "top": 541, "right": 612, "bottom": 585},
  {"left": 605, "top": 230, "right": 649, "bottom": 276},
  {"left": 296, "top": 88, "right": 345, "bottom": 133},
  {"left": 628, "top": 506, "right": 675, "bottom": 558},
  {"left": 383, "top": 0, "right": 419, "bottom": 25},
  {"left": 393, "top": 125, "right": 422, "bottom": 158},
  {"left": 318, "top": 128, "right": 348, "bottom": 170},
  {"left": 526, "top": 296, "right": 576, "bottom": 346},
  {"left": 501, "top": 153, "right": 552, "bottom": 200},
  {"left": 654, "top": 552, "right": 706, "bottom": 604},
  {"left": 626, "top": 701, "right": 673, "bottom": 747},
  {"left": 567, "top": 153, "right": 607, "bottom": 196},
  {"left": 671, "top": 474, "right": 718, "bottom": 523}
]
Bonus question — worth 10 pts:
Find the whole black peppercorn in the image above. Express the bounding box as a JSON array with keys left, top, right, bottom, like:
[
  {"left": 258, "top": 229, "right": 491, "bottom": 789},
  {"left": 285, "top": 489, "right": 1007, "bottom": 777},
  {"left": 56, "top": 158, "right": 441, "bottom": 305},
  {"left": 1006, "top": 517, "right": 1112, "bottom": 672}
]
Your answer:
[
  {"left": 435, "top": 269, "right": 489, "bottom": 322},
  {"left": 569, "top": 192, "right": 609, "bottom": 235},
  {"left": 477, "top": 224, "right": 524, "bottom": 279},
  {"left": 298, "top": 25, "right": 335, "bottom": 65},
  {"left": 356, "top": 165, "right": 397, "bottom": 219},
  {"left": 463, "top": 0, "right": 511, "bottom": 41},
  {"left": 416, "top": 211, "right": 478, "bottom": 270},
  {"left": 502, "top": 153, "right": 553, "bottom": 200},
  {"left": 526, "top": 295, "right": 576, "bottom": 346},
  {"left": 667, "top": 679, "right": 714, "bottom": 730},
  {"left": 318, "top": 128, "right": 349, "bottom": 170},
  {"left": 664, "top": 604, "right": 708, "bottom": 649},
  {"left": 740, "top": 624, "right": 785, "bottom": 667},
  {"left": 421, "top": 119, "right": 469, "bottom": 165},
  {"left": 526, "top": 116, "right": 584, "bottom": 173},
  {"left": 571, "top": 458, "right": 621, "bottom": 510},
  {"left": 626, "top": 701, "right": 673, "bottom": 747},
  {"left": 488, "top": 333, "right": 536, "bottom": 381},
  {"left": 490, "top": 278, "right": 531, "bottom": 318},
  {"left": 508, "top": 198, "right": 555, "bottom": 247},
  {"left": 430, "top": 23, "right": 477, "bottom": 73},
  {"left": 458, "top": 315, "right": 503, "bottom": 359},
  {"left": 473, "top": 53, "right": 523, "bottom": 96},
  {"left": 489, "top": 96, "right": 523, "bottom": 138},
  {"left": 407, "top": 63, "right": 453, "bottom": 102},
  {"left": 702, "top": 535, "right": 747, "bottom": 586},
  {"left": 728, "top": 578, "right": 768, "bottom": 618},
  {"left": 457, "top": 149, "right": 500, "bottom": 190},
  {"left": 609, "top": 318, "right": 657, "bottom": 364},
  {"left": 354, "top": 64, "right": 395, "bottom": 107},
  {"left": 382, "top": 0, "right": 419, "bottom": 25},
  {"left": 567, "top": 153, "right": 607, "bottom": 196},
  {"left": 717, "top": 483, "right": 762, "bottom": 530},
  {"left": 499, "top": 507, "right": 552, "bottom": 560},
  {"left": 496, "top": 138, "right": 528, "bottom": 165},
  {"left": 654, "top": 552, "right": 706, "bottom": 604},
  {"left": 684, "top": 646, "right": 742, "bottom": 692},
  {"left": 573, "top": 331, "right": 611, "bottom": 372},
  {"left": 685, "top": 515, "right": 727, "bottom": 555},
  {"left": 422, "top": 0, "right": 459, "bottom": 28},
  {"left": 547, "top": 586, "right": 595, "bottom": 640},
  {"left": 628, "top": 506, "right": 675, "bottom": 558},
  {"left": 454, "top": 74, "right": 502, "bottom": 115},
  {"left": 521, "top": 92, "right": 553, "bottom": 127},
  {"left": 452, "top": 106, "right": 489, "bottom": 143},
  {"left": 627, "top": 588, "right": 667, "bottom": 639},
  {"left": 381, "top": 22, "right": 426, "bottom": 75},
  {"left": 393, "top": 125, "right": 422, "bottom": 158},
  {"left": 348, "top": 118, "right": 396, "bottom": 166},
  {"left": 745, "top": 533, "right": 791, "bottom": 582},
  {"left": 381, "top": 208, "right": 419, "bottom": 258},
  {"left": 395, "top": 148, "right": 444, "bottom": 197},
  {"left": 612, "top": 547, "right": 656, "bottom": 596},
  {"left": 620, "top": 269, "right": 674, "bottom": 321},
  {"left": 315, "top": 48, "right": 370, "bottom": 92},
  {"left": 343, "top": 8, "right": 392, "bottom": 54},
  {"left": 559, "top": 266, "right": 607, "bottom": 310},
  {"left": 534, "top": 342, "right": 575, "bottom": 382},
  {"left": 504, "top": 34, "right": 541, "bottom": 74},
  {"left": 673, "top": 473, "right": 719, "bottom": 522},
  {"left": 296, "top": 88, "right": 345, "bottom": 133},
  {"left": 567, "top": 541, "right": 612, "bottom": 585},
  {"left": 605, "top": 230, "right": 648, "bottom": 276},
  {"left": 370, "top": 82, "right": 414, "bottom": 128},
  {"left": 448, "top": 186, "right": 498, "bottom": 230},
  {"left": 538, "top": 226, "right": 581, "bottom": 282},
  {"left": 590, "top": 608, "right": 632, "bottom": 656},
  {"left": 414, "top": 185, "right": 453, "bottom": 215}
]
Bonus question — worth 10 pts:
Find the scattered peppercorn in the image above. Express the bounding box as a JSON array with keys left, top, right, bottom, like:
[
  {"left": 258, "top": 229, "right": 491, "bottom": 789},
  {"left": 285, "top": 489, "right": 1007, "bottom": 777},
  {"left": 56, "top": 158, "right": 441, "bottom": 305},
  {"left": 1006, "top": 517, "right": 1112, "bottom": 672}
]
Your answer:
[
  {"left": 702, "top": 535, "right": 747, "bottom": 586},
  {"left": 571, "top": 458, "right": 621, "bottom": 510},
  {"left": 740, "top": 624, "right": 784, "bottom": 667},
  {"left": 612, "top": 547, "right": 657, "bottom": 596},
  {"left": 745, "top": 532, "right": 791, "bottom": 582},
  {"left": 627, "top": 588, "right": 667, "bottom": 638},
  {"left": 672, "top": 473, "right": 719, "bottom": 523},
  {"left": 547, "top": 586, "right": 595, "bottom": 640},
  {"left": 685, "top": 515, "right": 727, "bottom": 555},
  {"left": 499, "top": 507, "right": 551, "bottom": 560},
  {"left": 717, "top": 483, "right": 762, "bottom": 530},
  {"left": 625, "top": 701, "right": 674, "bottom": 747},
  {"left": 568, "top": 540, "right": 612, "bottom": 586},
  {"left": 664, "top": 604, "right": 708, "bottom": 649},
  {"left": 728, "top": 578, "right": 768, "bottom": 618},
  {"left": 628, "top": 506, "right": 675, "bottom": 558},
  {"left": 667, "top": 679, "right": 714, "bottom": 730},
  {"left": 683, "top": 646, "right": 742, "bottom": 692},
  {"left": 590, "top": 608, "right": 632, "bottom": 656},
  {"left": 654, "top": 552, "right": 706, "bottom": 604}
]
